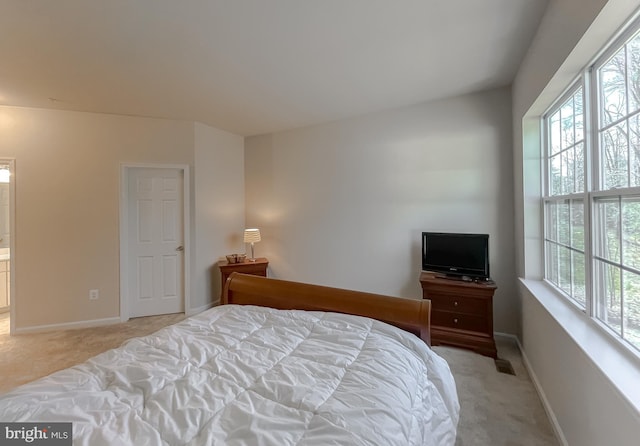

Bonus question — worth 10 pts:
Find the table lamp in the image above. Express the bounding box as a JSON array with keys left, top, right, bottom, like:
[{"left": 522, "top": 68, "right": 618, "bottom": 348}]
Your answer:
[{"left": 244, "top": 228, "right": 261, "bottom": 261}]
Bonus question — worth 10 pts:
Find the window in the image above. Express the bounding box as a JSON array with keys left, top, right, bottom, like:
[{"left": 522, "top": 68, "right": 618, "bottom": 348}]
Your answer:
[
  {"left": 544, "top": 88, "right": 587, "bottom": 308},
  {"left": 543, "top": 22, "right": 640, "bottom": 353}
]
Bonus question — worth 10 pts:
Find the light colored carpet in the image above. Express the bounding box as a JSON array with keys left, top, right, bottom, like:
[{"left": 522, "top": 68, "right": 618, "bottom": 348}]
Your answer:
[
  {"left": 434, "top": 339, "right": 559, "bottom": 446},
  {"left": 0, "top": 312, "right": 558, "bottom": 445}
]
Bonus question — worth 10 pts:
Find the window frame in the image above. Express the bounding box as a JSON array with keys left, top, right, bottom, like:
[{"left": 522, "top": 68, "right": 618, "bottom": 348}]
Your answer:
[
  {"left": 591, "top": 24, "right": 640, "bottom": 351},
  {"left": 542, "top": 82, "right": 590, "bottom": 312}
]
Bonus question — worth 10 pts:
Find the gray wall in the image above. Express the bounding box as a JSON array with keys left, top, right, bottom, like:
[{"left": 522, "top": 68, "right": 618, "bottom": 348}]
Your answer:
[
  {"left": 245, "top": 87, "right": 519, "bottom": 334},
  {"left": 194, "top": 122, "right": 245, "bottom": 308}
]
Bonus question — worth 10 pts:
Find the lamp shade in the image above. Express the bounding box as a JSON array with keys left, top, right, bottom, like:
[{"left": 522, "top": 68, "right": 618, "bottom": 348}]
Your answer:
[{"left": 244, "top": 228, "right": 261, "bottom": 243}]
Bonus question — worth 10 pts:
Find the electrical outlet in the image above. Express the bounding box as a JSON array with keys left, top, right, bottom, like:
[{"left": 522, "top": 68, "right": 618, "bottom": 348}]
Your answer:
[{"left": 89, "top": 289, "right": 99, "bottom": 300}]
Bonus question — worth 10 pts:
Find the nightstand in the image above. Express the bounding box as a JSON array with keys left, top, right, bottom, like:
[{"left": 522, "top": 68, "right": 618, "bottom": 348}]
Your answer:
[{"left": 218, "top": 258, "right": 268, "bottom": 299}]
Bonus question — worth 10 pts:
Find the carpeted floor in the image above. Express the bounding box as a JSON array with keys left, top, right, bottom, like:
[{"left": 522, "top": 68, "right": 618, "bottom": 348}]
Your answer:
[
  {"left": 434, "top": 340, "right": 558, "bottom": 446},
  {"left": 0, "top": 312, "right": 186, "bottom": 393},
  {"left": 0, "top": 312, "right": 558, "bottom": 445}
]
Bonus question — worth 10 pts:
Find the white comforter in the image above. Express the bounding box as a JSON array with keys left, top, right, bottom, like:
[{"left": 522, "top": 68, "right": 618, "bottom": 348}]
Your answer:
[{"left": 0, "top": 305, "right": 459, "bottom": 445}]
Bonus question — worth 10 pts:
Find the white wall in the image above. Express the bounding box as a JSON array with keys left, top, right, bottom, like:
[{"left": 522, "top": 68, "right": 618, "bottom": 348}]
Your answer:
[
  {"left": 194, "top": 122, "right": 245, "bottom": 308},
  {"left": 0, "top": 106, "right": 244, "bottom": 330},
  {"left": 513, "top": 0, "right": 640, "bottom": 443},
  {"left": 246, "top": 87, "right": 519, "bottom": 334}
]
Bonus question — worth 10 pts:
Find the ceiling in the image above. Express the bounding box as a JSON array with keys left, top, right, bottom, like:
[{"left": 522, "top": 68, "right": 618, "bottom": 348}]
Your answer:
[{"left": 0, "top": 0, "right": 548, "bottom": 136}]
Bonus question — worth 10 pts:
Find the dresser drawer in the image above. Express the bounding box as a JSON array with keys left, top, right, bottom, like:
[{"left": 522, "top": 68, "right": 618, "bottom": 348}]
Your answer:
[
  {"left": 229, "top": 264, "right": 267, "bottom": 276},
  {"left": 431, "top": 310, "right": 489, "bottom": 333},
  {"left": 427, "top": 293, "right": 487, "bottom": 314}
]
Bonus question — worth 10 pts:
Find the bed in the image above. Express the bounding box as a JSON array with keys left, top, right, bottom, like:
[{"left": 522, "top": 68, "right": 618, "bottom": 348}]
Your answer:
[{"left": 0, "top": 273, "right": 459, "bottom": 445}]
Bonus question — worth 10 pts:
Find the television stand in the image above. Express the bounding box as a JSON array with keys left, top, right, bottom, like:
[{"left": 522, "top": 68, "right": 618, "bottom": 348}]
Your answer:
[{"left": 420, "top": 272, "right": 497, "bottom": 358}]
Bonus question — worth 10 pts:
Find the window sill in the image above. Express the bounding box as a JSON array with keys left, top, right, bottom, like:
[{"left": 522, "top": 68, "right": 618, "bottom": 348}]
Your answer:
[{"left": 519, "top": 278, "right": 640, "bottom": 414}]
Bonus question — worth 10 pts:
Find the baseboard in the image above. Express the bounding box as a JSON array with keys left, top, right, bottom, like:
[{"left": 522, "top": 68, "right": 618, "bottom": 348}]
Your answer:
[
  {"left": 186, "top": 302, "right": 217, "bottom": 316},
  {"left": 494, "top": 331, "right": 518, "bottom": 341},
  {"left": 14, "top": 317, "right": 121, "bottom": 334},
  {"left": 16, "top": 305, "right": 217, "bottom": 333},
  {"left": 512, "top": 336, "right": 569, "bottom": 446}
]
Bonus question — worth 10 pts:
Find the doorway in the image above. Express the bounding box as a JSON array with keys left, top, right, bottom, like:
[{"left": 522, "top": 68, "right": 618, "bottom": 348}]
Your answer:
[{"left": 119, "top": 165, "right": 190, "bottom": 321}]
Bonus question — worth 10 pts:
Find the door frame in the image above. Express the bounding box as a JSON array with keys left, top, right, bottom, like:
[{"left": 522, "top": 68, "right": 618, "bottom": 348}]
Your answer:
[
  {"left": 2, "top": 159, "right": 16, "bottom": 335},
  {"left": 119, "top": 163, "right": 191, "bottom": 322}
]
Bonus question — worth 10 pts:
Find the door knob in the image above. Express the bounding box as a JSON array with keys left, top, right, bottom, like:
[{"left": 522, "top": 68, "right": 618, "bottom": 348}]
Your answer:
[{"left": 176, "top": 246, "right": 184, "bottom": 252}]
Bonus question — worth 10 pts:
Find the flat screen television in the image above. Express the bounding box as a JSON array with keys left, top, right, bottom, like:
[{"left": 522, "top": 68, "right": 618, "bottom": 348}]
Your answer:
[{"left": 422, "top": 232, "right": 490, "bottom": 280}]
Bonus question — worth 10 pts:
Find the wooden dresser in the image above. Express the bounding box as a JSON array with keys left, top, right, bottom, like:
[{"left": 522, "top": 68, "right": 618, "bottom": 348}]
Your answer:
[
  {"left": 419, "top": 272, "right": 497, "bottom": 358},
  {"left": 218, "top": 258, "right": 268, "bottom": 299}
]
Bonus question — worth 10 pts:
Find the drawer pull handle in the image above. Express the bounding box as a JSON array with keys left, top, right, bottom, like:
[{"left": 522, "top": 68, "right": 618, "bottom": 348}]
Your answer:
[
  {"left": 454, "top": 301, "right": 458, "bottom": 306},
  {"left": 453, "top": 318, "right": 458, "bottom": 324}
]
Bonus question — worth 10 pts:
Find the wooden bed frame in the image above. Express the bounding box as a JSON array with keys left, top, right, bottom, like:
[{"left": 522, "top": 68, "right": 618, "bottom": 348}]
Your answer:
[{"left": 222, "top": 272, "right": 431, "bottom": 345}]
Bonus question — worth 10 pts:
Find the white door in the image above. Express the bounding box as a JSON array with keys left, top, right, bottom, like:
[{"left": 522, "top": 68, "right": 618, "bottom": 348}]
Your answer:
[{"left": 127, "top": 168, "right": 185, "bottom": 317}]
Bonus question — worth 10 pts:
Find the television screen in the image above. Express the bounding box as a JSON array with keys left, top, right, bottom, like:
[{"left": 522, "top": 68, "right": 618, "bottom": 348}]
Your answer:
[{"left": 422, "top": 232, "right": 490, "bottom": 279}]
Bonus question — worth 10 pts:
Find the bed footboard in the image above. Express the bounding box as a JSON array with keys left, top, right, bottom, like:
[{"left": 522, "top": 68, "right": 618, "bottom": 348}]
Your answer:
[{"left": 222, "top": 273, "right": 431, "bottom": 345}]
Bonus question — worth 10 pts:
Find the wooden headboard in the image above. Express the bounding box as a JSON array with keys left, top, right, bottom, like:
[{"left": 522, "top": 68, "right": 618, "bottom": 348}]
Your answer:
[{"left": 222, "top": 273, "right": 431, "bottom": 345}]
